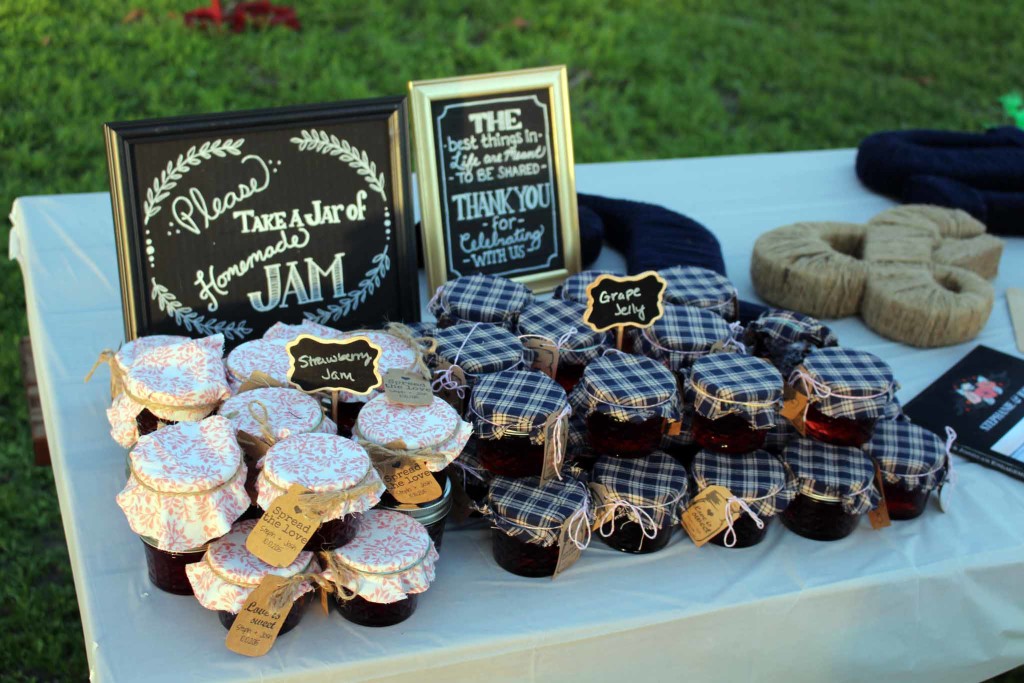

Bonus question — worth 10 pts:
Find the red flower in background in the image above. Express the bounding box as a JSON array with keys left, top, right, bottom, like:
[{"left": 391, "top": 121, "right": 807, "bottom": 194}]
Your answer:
[{"left": 185, "top": 1, "right": 300, "bottom": 32}]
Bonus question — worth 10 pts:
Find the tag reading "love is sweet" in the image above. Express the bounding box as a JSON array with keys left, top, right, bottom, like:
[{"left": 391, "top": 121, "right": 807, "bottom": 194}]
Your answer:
[
  {"left": 383, "top": 369, "right": 434, "bottom": 406},
  {"left": 680, "top": 485, "right": 739, "bottom": 547},
  {"left": 224, "top": 575, "right": 294, "bottom": 657},
  {"left": 378, "top": 457, "right": 443, "bottom": 504},
  {"left": 246, "top": 484, "right": 319, "bottom": 567},
  {"left": 780, "top": 385, "right": 809, "bottom": 436}
]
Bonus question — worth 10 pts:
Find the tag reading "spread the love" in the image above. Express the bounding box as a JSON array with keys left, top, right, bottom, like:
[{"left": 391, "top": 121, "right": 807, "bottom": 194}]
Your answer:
[
  {"left": 781, "top": 385, "right": 809, "bottom": 436},
  {"left": 246, "top": 484, "right": 319, "bottom": 567},
  {"left": 868, "top": 462, "right": 892, "bottom": 530},
  {"left": 552, "top": 517, "right": 583, "bottom": 580},
  {"left": 224, "top": 575, "right": 294, "bottom": 657},
  {"left": 524, "top": 336, "right": 560, "bottom": 380},
  {"left": 383, "top": 369, "right": 434, "bottom": 406},
  {"left": 540, "top": 410, "right": 568, "bottom": 484},
  {"left": 680, "top": 485, "right": 739, "bottom": 547},
  {"left": 378, "top": 457, "right": 443, "bottom": 504}
]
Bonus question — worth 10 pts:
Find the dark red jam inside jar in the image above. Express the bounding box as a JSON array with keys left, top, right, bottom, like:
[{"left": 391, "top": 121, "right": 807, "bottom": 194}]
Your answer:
[
  {"left": 709, "top": 514, "right": 770, "bottom": 548},
  {"left": 781, "top": 494, "right": 860, "bottom": 541},
  {"left": 304, "top": 514, "right": 360, "bottom": 552},
  {"left": 585, "top": 411, "right": 663, "bottom": 458},
  {"left": 881, "top": 483, "right": 931, "bottom": 521},
  {"left": 478, "top": 435, "right": 545, "bottom": 478},
  {"left": 135, "top": 409, "right": 178, "bottom": 437},
  {"left": 554, "top": 363, "right": 586, "bottom": 394},
  {"left": 491, "top": 528, "right": 560, "bottom": 577},
  {"left": 377, "top": 474, "right": 452, "bottom": 550},
  {"left": 335, "top": 592, "right": 419, "bottom": 627},
  {"left": 218, "top": 591, "right": 312, "bottom": 633},
  {"left": 691, "top": 413, "right": 768, "bottom": 454},
  {"left": 333, "top": 402, "right": 364, "bottom": 438},
  {"left": 599, "top": 517, "right": 673, "bottom": 554},
  {"left": 140, "top": 538, "right": 207, "bottom": 595},
  {"left": 804, "top": 404, "right": 876, "bottom": 447}
]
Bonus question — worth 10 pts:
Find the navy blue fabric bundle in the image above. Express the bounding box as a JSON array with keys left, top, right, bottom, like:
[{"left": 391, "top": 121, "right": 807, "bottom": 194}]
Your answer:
[{"left": 856, "top": 126, "right": 1024, "bottom": 235}]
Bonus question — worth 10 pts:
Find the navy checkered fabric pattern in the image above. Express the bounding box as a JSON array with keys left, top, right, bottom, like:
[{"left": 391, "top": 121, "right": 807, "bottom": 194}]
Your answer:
[
  {"left": 552, "top": 269, "right": 619, "bottom": 303},
  {"left": 763, "top": 419, "right": 797, "bottom": 454},
  {"left": 569, "top": 351, "right": 680, "bottom": 424},
  {"left": 658, "top": 265, "right": 739, "bottom": 319},
  {"left": 518, "top": 299, "right": 613, "bottom": 366},
  {"left": 692, "top": 449, "right": 795, "bottom": 518},
  {"left": 866, "top": 420, "right": 950, "bottom": 492},
  {"left": 661, "top": 405, "right": 696, "bottom": 449},
  {"left": 470, "top": 369, "right": 569, "bottom": 444},
  {"left": 404, "top": 320, "right": 437, "bottom": 340},
  {"left": 744, "top": 309, "right": 839, "bottom": 377},
  {"left": 592, "top": 451, "right": 689, "bottom": 527},
  {"left": 432, "top": 323, "right": 525, "bottom": 377},
  {"left": 631, "top": 304, "right": 733, "bottom": 371},
  {"left": 781, "top": 437, "right": 880, "bottom": 515},
  {"left": 685, "top": 354, "right": 783, "bottom": 429},
  {"left": 429, "top": 274, "right": 533, "bottom": 328},
  {"left": 488, "top": 473, "right": 592, "bottom": 546},
  {"left": 796, "top": 348, "right": 897, "bottom": 421}
]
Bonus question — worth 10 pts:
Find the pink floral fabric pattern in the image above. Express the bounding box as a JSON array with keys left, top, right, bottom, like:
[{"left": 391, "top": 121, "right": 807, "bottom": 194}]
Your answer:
[
  {"left": 115, "top": 335, "right": 189, "bottom": 374},
  {"left": 323, "top": 509, "right": 438, "bottom": 604},
  {"left": 116, "top": 417, "right": 249, "bottom": 552},
  {"left": 262, "top": 320, "right": 348, "bottom": 342},
  {"left": 225, "top": 339, "right": 292, "bottom": 391},
  {"left": 355, "top": 394, "right": 472, "bottom": 471},
  {"left": 186, "top": 519, "right": 317, "bottom": 614},
  {"left": 218, "top": 387, "right": 335, "bottom": 444},
  {"left": 257, "top": 433, "right": 384, "bottom": 520}
]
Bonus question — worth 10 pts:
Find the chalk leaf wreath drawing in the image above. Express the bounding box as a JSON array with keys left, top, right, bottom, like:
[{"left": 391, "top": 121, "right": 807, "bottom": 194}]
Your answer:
[
  {"left": 142, "top": 138, "right": 245, "bottom": 225},
  {"left": 151, "top": 278, "right": 254, "bottom": 340}
]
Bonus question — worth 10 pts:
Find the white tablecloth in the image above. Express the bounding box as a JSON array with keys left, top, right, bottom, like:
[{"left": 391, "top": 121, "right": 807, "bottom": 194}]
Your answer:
[{"left": 9, "top": 149, "right": 1024, "bottom": 683}]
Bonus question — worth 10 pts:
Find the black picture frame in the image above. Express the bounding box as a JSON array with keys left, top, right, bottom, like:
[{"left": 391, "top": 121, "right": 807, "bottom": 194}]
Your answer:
[{"left": 104, "top": 97, "right": 419, "bottom": 347}]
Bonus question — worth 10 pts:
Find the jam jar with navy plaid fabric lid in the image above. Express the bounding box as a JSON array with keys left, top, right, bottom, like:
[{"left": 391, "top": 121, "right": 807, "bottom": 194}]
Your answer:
[
  {"left": 865, "top": 420, "right": 955, "bottom": 520},
  {"left": 428, "top": 273, "right": 534, "bottom": 329},
  {"left": 431, "top": 322, "right": 526, "bottom": 414},
  {"left": 552, "top": 269, "right": 619, "bottom": 303},
  {"left": 658, "top": 265, "right": 739, "bottom": 320},
  {"left": 789, "top": 347, "right": 897, "bottom": 447},
  {"left": 469, "top": 369, "right": 571, "bottom": 478},
  {"left": 685, "top": 354, "right": 783, "bottom": 454},
  {"left": 485, "top": 470, "right": 593, "bottom": 577},
  {"left": 590, "top": 451, "right": 689, "bottom": 554},
  {"left": 690, "top": 449, "right": 796, "bottom": 547},
  {"left": 744, "top": 309, "right": 839, "bottom": 378},
  {"left": 632, "top": 304, "right": 738, "bottom": 373},
  {"left": 568, "top": 351, "right": 680, "bottom": 458},
  {"left": 517, "top": 298, "right": 613, "bottom": 392},
  {"left": 780, "top": 437, "right": 880, "bottom": 541}
]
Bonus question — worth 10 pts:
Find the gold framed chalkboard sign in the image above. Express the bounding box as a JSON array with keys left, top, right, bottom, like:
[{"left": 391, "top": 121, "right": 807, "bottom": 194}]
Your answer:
[
  {"left": 104, "top": 98, "right": 419, "bottom": 347},
  {"left": 409, "top": 66, "right": 581, "bottom": 294}
]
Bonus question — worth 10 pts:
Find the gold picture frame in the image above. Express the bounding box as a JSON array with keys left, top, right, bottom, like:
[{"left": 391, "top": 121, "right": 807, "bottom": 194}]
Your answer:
[{"left": 410, "top": 65, "right": 581, "bottom": 294}]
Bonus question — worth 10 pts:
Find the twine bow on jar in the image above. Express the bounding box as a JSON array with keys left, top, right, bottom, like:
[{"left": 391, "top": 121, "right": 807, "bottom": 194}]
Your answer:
[
  {"left": 788, "top": 368, "right": 895, "bottom": 421},
  {"left": 318, "top": 545, "right": 434, "bottom": 602},
  {"left": 84, "top": 348, "right": 125, "bottom": 399},
  {"left": 384, "top": 322, "right": 437, "bottom": 380}
]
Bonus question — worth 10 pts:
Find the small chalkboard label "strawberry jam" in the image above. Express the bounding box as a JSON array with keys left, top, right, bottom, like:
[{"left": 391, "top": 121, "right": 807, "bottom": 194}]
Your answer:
[{"left": 285, "top": 334, "right": 383, "bottom": 395}]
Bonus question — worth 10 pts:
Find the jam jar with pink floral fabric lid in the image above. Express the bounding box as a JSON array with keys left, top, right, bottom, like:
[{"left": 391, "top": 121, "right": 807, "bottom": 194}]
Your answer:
[
  {"left": 186, "top": 518, "right": 320, "bottom": 633},
  {"left": 590, "top": 451, "right": 689, "bottom": 554},
  {"left": 485, "top": 471, "right": 592, "bottom": 577},
  {"left": 658, "top": 265, "right": 739, "bottom": 320},
  {"left": 517, "top": 298, "right": 613, "bottom": 393},
  {"left": 780, "top": 437, "right": 880, "bottom": 541},
  {"left": 354, "top": 393, "right": 472, "bottom": 549},
  {"left": 552, "top": 270, "right": 619, "bottom": 303},
  {"left": 789, "top": 347, "right": 897, "bottom": 447},
  {"left": 225, "top": 339, "right": 293, "bottom": 393},
  {"left": 690, "top": 448, "right": 796, "bottom": 547},
  {"left": 258, "top": 433, "right": 384, "bottom": 551},
  {"left": 106, "top": 335, "right": 231, "bottom": 449},
  {"left": 469, "top": 369, "right": 571, "bottom": 479},
  {"left": 218, "top": 387, "right": 337, "bottom": 510},
  {"left": 743, "top": 309, "right": 839, "bottom": 378},
  {"left": 567, "top": 351, "right": 680, "bottom": 458},
  {"left": 88, "top": 334, "right": 188, "bottom": 404},
  {"left": 116, "top": 416, "right": 250, "bottom": 594},
  {"left": 865, "top": 420, "right": 955, "bottom": 520},
  {"left": 430, "top": 322, "right": 526, "bottom": 414},
  {"left": 428, "top": 273, "right": 534, "bottom": 329},
  {"left": 321, "top": 509, "right": 439, "bottom": 627},
  {"left": 685, "top": 354, "right": 783, "bottom": 455},
  {"left": 631, "top": 304, "right": 737, "bottom": 373}
]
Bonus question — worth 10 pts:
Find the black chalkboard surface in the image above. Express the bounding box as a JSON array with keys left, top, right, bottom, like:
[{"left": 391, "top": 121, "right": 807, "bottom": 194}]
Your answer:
[
  {"left": 584, "top": 271, "right": 667, "bottom": 333},
  {"left": 286, "top": 335, "right": 383, "bottom": 395},
  {"left": 105, "top": 98, "right": 418, "bottom": 347}
]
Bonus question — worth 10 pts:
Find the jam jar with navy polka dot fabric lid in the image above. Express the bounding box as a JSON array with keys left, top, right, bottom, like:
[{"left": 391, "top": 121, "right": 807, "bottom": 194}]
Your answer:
[
  {"left": 469, "top": 369, "right": 571, "bottom": 479},
  {"left": 485, "top": 471, "right": 593, "bottom": 578},
  {"left": 780, "top": 437, "right": 880, "bottom": 541},
  {"left": 743, "top": 309, "right": 839, "bottom": 378},
  {"left": 631, "top": 304, "right": 737, "bottom": 373},
  {"left": 428, "top": 273, "right": 534, "bottom": 329},
  {"left": 568, "top": 351, "right": 680, "bottom": 458},
  {"left": 789, "top": 347, "right": 897, "bottom": 447},
  {"left": 430, "top": 322, "right": 527, "bottom": 414},
  {"left": 517, "top": 298, "right": 613, "bottom": 392},
  {"left": 690, "top": 448, "right": 796, "bottom": 547},
  {"left": 321, "top": 509, "right": 439, "bottom": 627},
  {"left": 552, "top": 270, "right": 619, "bottom": 303},
  {"left": 685, "top": 354, "right": 783, "bottom": 455},
  {"left": 257, "top": 433, "right": 385, "bottom": 552},
  {"left": 865, "top": 420, "right": 954, "bottom": 520},
  {"left": 116, "top": 416, "right": 250, "bottom": 594},
  {"left": 590, "top": 451, "right": 689, "bottom": 554},
  {"left": 186, "top": 518, "right": 319, "bottom": 633},
  {"left": 658, "top": 265, "right": 739, "bottom": 320}
]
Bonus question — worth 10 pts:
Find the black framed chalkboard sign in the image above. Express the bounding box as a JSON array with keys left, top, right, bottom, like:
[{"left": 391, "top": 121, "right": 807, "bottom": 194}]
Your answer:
[
  {"left": 409, "top": 66, "right": 581, "bottom": 294},
  {"left": 104, "top": 98, "right": 419, "bottom": 346}
]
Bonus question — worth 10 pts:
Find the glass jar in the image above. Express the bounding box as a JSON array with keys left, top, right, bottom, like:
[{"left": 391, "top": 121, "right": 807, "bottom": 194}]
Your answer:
[
  {"left": 598, "top": 517, "right": 674, "bottom": 554},
  {"left": 478, "top": 434, "right": 546, "bottom": 477},
  {"left": 135, "top": 409, "right": 180, "bottom": 437},
  {"left": 141, "top": 537, "right": 208, "bottom": 595},
  {"left": 377, "top": 476, "right": 453, "bottom": 550},
  {"left": 517, "top": 299, "right": 611, "bottom": 394},
  {"left": 744, "top": 309, "right": 839, "bottom": 378},
  {"left": 867, "top": 420, "right": 951, "bottom": 521},
  {"left": 804, "top": 405, "right": 877, "bottom": 447},
  {"left": 691, "top": 413, "right": 768, "bottom": 454},
  {"left": 780, "top": 493, "right": 860, "bottom": 541},
  {"left": 686, "top": 354, "right": 781, "bottom": 455},
  {"left": 432, "top": 322, "right": 525, "bottom": 415},
  {"left": 631, "top": 304, "right": 733, "bottom": 373},
  {"left": 553, "top": 270, "right": 618, "bottom": 304},
  {"left": 880, "top": 485, "right": 931, "bottom": 520},
  {"left": 306, "top": 514, "right": 361, "bottom": 552},
  {"left": 220, "top": 592, "right": 313, "bottom": 634},
  {"left": 428, "top": 273, "right": 534, "bottom": 330},
  {"left": 491, "top": 529, "right": 561, "bottom": 577},
  {"left": 586, "top": 411, "right": 663, "bottom": 458},
  {"left": 335, "top": 593, "right": 419, "bottom": 627},
  {"left": 708, "top": 515, "right": 770, "bottom": 548},
  {"left": 659, "top": 265, "right": 739, "bottom": 320}
]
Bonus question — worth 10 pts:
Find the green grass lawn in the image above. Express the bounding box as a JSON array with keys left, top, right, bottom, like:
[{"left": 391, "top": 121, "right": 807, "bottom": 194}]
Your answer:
[{"left": 1, "top": 1, "right": 1023, "bottom": 680}]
